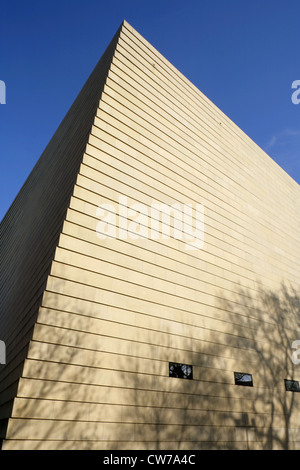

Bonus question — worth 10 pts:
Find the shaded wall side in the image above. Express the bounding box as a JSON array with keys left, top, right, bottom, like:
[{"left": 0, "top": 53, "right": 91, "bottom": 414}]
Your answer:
[
  {"left": 0, "top": 25, "right": 121, "bottom": 444},
  {"left": 2, "top": 22, "right": 300, "bottom": 450}
]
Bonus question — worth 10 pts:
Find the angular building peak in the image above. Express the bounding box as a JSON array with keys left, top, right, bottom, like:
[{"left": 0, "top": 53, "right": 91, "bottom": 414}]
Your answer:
[{"left": 1, "top": 21, "right": 300, "bottom": 450}]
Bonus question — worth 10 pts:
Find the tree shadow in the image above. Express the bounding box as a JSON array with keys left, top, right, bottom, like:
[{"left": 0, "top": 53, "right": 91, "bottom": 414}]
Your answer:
[
  {"left": 112, "top": 281, "right": 300, "bottom": 450},
  {"left": 2, "top": 279, "right": 300, "bottom": 450},
  {"left": 215, "top": 281, "right": 300, "bottom": 449},
  {"left": 1, "top": 284, "right": 116, "bottom": 449}
]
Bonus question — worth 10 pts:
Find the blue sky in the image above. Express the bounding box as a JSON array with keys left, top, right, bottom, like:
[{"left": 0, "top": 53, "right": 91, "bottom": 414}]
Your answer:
[{"left": 1, "top": 0, "right": 300, "bottom": 221}]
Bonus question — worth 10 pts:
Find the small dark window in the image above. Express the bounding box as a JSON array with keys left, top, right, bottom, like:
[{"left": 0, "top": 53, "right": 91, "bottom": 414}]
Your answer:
[
  {"left": 234, "top": 372, "right": 253, "bottom": 387},
  {"left": 169, "top": 362, "right": 193, "bottom": 380},
  {"left": 285, "top": 379, "right": 300, "bottom": 392}
]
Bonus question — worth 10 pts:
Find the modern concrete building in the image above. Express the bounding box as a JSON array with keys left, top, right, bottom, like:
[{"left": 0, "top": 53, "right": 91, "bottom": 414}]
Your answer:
[{"left": 1, "top": 20, "right": 300, "bottom": 450}]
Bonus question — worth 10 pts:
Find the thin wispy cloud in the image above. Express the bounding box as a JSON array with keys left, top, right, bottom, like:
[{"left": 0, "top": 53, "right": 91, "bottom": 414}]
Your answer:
[
  {"left": 265, "top": 128, "right": 300, "bottom": 151},
  {"left": 263, "top": 128, "right": 300, "bottom": 182}
]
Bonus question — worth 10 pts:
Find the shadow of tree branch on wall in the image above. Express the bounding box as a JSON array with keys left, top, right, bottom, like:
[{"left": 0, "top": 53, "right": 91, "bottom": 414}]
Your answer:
[
  {"left": 1, "top": 286, "right": 120, "bottom": 449},
  {"left": 216, "top": 281, "right": 300, "bottom": 450},
  {"left": 2, "top": 280, "right": 300, "bottom": 450},
  {"left": 112, "top": 281, "right": 300, "bottom": 450}
]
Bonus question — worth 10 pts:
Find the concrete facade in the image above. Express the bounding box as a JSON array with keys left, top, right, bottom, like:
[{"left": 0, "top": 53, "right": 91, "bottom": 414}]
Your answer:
[{"left": 1, "top": 20, "right": 300, "bottom": 450}]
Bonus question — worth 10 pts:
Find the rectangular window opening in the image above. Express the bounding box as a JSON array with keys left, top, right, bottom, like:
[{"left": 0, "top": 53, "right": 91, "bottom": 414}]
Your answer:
[
  {"left": 169, "top": 362, "right": 193, "bottom": 380},
  {"left": 285, "top": 379, "right": 300, "bottom": 392},
  {"left": 234, "top": 372, "right": 253, "bottom": 387}
]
